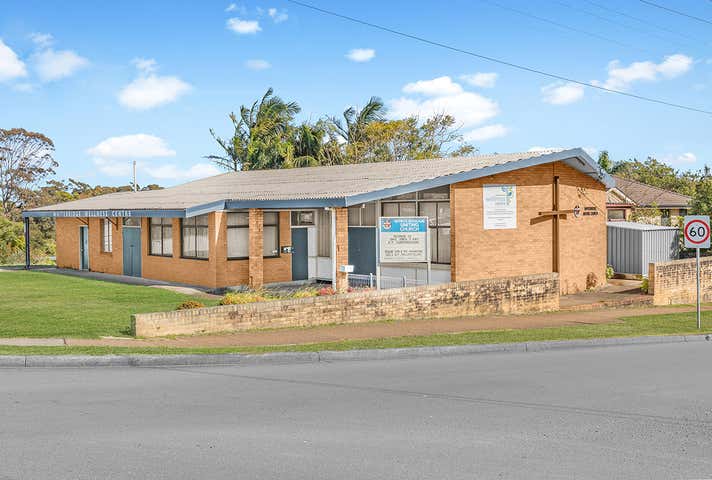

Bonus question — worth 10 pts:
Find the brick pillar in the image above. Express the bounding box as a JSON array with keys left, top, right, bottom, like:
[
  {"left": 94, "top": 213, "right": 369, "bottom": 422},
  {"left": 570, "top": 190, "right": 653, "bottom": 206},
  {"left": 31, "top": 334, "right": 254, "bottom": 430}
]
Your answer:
[
  {"left": 334, "top": 207, "right": 349, "bottom": 292},
  {"left": 248, "top": 209, "right": 264, "bottom": 290},
  {"left": 212, "top": 212, "right": 228, "bottom": 288}
]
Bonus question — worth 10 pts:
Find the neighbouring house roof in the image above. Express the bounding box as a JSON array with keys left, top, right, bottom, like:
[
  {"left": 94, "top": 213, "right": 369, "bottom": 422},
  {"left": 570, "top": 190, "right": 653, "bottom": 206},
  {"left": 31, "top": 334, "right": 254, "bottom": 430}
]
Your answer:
[
  {"left": 24, "top": 148, "right": 612, "bottom": 219},
  {"left": 606, "top": 187, "right": 635, "bottom": 206},
  {"left": 610, "top": 175, "right": 692, "bottom": 209}
]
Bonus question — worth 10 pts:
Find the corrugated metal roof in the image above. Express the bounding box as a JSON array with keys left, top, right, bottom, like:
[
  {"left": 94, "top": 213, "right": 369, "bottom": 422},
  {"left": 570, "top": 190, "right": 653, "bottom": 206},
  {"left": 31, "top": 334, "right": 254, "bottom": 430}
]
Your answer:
[
  {"left": 612, "top": 176, "right": 691, "bottom": 208},
  {"left": 26, "top": 148, "right": 611, "bottom": 217}
]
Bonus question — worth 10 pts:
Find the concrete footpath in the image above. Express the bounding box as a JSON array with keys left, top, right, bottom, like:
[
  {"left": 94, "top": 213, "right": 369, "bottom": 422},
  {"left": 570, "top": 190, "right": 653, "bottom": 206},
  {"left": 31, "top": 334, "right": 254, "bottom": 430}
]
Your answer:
[{"left": 0, "top": 333, "right": 709, "bottom": 368}]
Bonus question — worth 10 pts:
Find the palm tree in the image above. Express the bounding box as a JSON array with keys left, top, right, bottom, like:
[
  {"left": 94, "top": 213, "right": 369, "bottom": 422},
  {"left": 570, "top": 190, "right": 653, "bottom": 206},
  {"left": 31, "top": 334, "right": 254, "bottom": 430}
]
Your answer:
[
  {"left": 330, "top": 96, "right": 385, "bottom": 145},
  {"left": 205, "top": 113, "right": 248, "bottom": 171},
  {"left": 206, "top": 88, "right": 301, "bottom": 171}
]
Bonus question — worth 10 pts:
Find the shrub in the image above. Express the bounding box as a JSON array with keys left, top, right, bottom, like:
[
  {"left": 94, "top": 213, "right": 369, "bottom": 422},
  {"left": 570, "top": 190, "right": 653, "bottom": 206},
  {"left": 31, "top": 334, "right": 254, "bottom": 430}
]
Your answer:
[
  {"left": 605, "top": 264, "right": 615, "bottom": 280},
  {"left": 317, "top": 287, "right": 336, "bottom": 296},
  {"left": 219, "top": 291, "right": 267, "bottom": 305},
  {"left": 292, "top": 288, "right": 318, "bottom": 299},
  {"left": 641, "top": 278, "right": 649, "bottom": 294},
  {"left": 176, "top": 300, "right": 205, "bottom": 310}
]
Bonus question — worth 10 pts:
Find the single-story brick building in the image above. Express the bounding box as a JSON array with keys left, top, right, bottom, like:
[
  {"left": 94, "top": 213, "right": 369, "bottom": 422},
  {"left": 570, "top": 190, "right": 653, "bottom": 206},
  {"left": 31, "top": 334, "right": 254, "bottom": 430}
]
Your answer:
[{"left": 22, "top": 148, "right": 613, "bottom": 294}]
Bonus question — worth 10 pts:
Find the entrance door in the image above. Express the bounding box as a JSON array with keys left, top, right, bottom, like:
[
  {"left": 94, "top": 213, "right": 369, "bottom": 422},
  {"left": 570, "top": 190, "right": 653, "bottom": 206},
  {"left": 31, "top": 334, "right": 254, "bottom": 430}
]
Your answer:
[
  {"left": 348, "top": 227, "right": 377, "bottom": 275},
  {"left": 122, "top": 227, "right": 142, "bottom": 277},
  {"left": 291, "top": 228, "right": 308, "bottom": 280},
  {"left": 79, "top": 226, "right": 89, "bottom": 270}
]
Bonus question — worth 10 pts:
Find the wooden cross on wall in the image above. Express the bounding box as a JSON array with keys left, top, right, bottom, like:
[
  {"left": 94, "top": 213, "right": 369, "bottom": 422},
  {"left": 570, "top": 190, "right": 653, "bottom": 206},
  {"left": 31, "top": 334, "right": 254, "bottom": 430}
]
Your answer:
[{"left": 537, "top": 176, "right": 574, "bottom": 273}]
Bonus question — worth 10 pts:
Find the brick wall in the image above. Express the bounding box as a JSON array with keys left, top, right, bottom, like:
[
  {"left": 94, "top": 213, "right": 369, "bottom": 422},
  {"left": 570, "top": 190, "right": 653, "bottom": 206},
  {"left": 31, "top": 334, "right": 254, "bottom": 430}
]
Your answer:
[
  {"left": 132, "top": 272, "right": 559, "bottom": 337},
  {"left": 451, "top": 161, "right": 607, "bottom": 295},
  {"left": 55, "top": 218, "right": 80, "bottom": 270},
  {"left": 649, "top": 257, "right": 712, "bottom": 305},
  {"left": 334, "top": 207, "right": 349, "bottom": 292}
]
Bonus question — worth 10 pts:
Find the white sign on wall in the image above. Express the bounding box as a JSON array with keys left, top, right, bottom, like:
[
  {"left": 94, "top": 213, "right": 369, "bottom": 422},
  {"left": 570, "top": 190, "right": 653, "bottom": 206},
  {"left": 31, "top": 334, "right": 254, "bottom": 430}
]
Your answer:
[
  {"left": 378, "top": 217, "right": 429, "bottom": 263},
  {"left": 483, "top": 184, "right": 517, "bottom": 230}
]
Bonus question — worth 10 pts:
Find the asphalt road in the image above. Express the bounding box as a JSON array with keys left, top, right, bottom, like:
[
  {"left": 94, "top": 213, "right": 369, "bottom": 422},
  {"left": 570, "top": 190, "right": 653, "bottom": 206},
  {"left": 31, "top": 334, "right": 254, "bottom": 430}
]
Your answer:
[{"left": 1, "top": 342, "right": 711, "bottom": 479}]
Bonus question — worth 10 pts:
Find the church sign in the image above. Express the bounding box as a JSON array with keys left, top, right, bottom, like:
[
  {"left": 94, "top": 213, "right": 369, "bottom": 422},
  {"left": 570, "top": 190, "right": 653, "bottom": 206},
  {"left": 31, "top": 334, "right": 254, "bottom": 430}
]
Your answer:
[{"left": 378, "top": 217, "right": 429, "bottom": 263}]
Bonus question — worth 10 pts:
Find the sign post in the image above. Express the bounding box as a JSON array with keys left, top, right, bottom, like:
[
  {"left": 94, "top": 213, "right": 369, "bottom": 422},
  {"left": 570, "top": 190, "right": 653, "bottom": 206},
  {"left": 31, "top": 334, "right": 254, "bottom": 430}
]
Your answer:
[
  {"left": 683, "top": 215, "right": 710, "bottom": 329},
  {"left": 377, "top": 217, "right": 429, "bottom": 289}
]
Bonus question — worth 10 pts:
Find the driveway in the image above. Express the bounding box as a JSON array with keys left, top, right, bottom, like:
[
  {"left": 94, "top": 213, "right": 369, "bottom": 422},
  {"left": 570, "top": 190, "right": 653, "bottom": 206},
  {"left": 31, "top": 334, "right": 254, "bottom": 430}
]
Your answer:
[{"left": 1, "top": 341, "right": 711, "bottom": 479}]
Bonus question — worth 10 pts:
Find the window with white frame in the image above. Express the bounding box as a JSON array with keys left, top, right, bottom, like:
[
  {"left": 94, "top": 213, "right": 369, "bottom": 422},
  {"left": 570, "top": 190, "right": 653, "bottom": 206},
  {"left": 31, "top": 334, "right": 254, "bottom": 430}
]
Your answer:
[
  {"left": 317, "top": 209, "right": 331, "bottom": 257},
  {"left": 227, "top": 212, "right": 249, "bottom": 259},
  {"left": 263, "top": 212, "right": 280, "bottom": 258},
  {"left": 181, "top": 214, "right": 209, "bottom": 259},
  {"left": 102, "top": 219, "right": 113, "bottom": 253},
  {"left": 150, "top": 218, "right": 173, "bottom": 256}
]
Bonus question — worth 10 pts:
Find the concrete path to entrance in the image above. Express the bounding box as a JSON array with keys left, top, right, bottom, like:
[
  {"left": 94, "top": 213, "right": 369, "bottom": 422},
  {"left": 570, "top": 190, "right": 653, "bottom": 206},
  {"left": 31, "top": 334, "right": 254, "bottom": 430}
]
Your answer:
[
  {"left": 16, "top": 266, "right": 221, "bottom": 299},
  {"left": 560, "top": 279, "right": 649, "bottom": 311}
]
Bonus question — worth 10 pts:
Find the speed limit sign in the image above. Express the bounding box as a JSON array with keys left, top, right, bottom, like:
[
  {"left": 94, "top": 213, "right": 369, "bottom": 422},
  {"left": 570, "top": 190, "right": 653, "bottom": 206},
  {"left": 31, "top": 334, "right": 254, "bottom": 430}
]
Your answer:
[{"left": 683, "top": 215, "right": 710, "bottom": 249}]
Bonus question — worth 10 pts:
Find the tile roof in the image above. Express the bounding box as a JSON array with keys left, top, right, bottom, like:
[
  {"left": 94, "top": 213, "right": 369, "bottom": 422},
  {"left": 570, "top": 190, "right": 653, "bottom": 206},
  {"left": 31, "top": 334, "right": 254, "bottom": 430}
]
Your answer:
[
  {"left": 25, "top": 148, "right": 611, "bottom": 217},
  {"left": 611, "top": 176, "right": 692, "bottom": 208}
]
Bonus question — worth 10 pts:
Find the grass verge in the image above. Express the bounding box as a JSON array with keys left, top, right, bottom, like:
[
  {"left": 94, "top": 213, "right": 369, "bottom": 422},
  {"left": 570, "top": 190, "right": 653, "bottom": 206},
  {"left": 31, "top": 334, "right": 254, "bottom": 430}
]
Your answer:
[
  {"left": 0, "top": 270, "right": 218, "bottom": 338},
  {"left": 0, "top": 310, "right": 709, "bottom": 356}
]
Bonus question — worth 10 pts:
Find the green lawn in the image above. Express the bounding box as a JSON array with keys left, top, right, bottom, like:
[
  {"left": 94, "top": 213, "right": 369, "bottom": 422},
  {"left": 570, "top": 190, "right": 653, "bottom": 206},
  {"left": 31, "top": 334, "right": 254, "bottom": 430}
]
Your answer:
[
  {"left": 0, "top": 309, "right": 708, "bottom": 356},
  {"left": 0, "top": 270, "right": 218, "bottom": 338}
]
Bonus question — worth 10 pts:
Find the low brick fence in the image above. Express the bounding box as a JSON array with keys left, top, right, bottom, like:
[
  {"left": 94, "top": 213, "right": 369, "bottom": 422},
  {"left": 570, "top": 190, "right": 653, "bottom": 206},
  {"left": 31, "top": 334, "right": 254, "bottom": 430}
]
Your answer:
[
  {"left": 649, "top": 257, "right": 712, "bottom": 305},
  {"left": 132, "top": 273, "right": 559, "bottom": 338}
]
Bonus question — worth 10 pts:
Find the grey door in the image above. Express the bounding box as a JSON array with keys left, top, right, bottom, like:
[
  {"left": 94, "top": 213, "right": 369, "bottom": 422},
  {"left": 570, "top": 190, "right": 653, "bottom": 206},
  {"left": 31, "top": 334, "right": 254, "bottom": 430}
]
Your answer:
[
  {"left": 291, "top": 228, "right": 308, "bottom": 281},
  {"left": 122, "top": 227, "right": 142, "bottom": 277},
  {"left": 348, "top": 227, "right": 376, "bottom": 275},
  {"left": 79, "top": 226, "right": 89, "bottom": 270}
]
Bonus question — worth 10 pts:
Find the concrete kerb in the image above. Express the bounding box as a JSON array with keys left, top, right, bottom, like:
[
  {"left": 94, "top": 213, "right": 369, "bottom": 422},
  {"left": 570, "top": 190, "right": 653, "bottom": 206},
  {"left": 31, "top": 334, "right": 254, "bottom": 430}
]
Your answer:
[{"left": 0, "top": 334, "right": 710, "bottom": 368}]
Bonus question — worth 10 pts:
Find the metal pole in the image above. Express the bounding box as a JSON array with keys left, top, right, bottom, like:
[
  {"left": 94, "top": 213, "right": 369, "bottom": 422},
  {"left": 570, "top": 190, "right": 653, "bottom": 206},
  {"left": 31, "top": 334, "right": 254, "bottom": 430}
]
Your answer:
[
  {"left": 376, "top": 201, "right": 381, "bottom": 290},
  {"left": 132, "top": 160, "right": 137, "bottom": 192},
  {"left": 426, "top": 223, "right": 432, "bottom": 286},
  {"left": 697, "top": 247, "right": 701, "bottom": 329},
  {"left": 330, "top": 207, "right": 337, "bottom": 290},
  {"left": 23, "top": 217, "right": 30, "bottom": 270}
]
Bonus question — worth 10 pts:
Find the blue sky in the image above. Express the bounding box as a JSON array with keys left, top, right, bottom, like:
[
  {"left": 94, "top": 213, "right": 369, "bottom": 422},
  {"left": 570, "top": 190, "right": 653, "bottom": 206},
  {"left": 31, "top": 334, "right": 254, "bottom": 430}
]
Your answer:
[{"left": 0, "top": 0, "right": 710, "bottom": 186}]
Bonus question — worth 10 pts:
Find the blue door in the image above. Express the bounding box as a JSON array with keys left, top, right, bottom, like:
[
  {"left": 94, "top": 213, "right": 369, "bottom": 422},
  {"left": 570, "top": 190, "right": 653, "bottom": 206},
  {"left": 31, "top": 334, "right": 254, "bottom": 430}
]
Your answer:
[
  {"left": 122, "top": 227, "right": 142, "bottom": 277},
  {"left": 348, "top": 227, "right": 377, "bottom": 275},
  {"left": 79, "top": 226, "right": 89, "bottom": 270},
  {"left": 291, "top": 228, "right": 308, "bottom": 281}
]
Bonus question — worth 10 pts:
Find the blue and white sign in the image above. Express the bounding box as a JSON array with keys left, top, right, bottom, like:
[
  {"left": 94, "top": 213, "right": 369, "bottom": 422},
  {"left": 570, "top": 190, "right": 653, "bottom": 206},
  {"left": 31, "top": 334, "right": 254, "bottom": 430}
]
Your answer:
[{"left": 378, "top": 216, "right": 429, "bottom": 263}]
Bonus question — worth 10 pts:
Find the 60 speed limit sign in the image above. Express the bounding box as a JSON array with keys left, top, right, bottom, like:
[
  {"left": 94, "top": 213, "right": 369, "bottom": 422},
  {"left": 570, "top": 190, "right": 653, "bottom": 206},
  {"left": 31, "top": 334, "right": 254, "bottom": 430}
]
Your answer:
[{"left": 683, "top": 215, "right": 710, "bottom": 249}]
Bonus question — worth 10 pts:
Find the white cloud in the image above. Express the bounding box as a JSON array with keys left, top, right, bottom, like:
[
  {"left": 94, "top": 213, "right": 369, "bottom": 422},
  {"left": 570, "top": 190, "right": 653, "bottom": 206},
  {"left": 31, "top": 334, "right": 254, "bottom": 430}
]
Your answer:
[
  {"left": 245, "top": 59, "right": 271, "bottom": 70},
  {"left": 541, "top": 82, "right": 585, "bottom": 105},
  {"left": 143, "top": 162, "right": 222, "bottom": 181},
  {"left": 132, "top": 57, "right": 158, "bottom": 74},
  {"left": 268, "top": 7, "right": 288, "bottom": 23},
  {"left": 463, "top": 124, "right": 508, "bottom": 142},
  {"left": 88, "top": 134, "right": 176, "bottom": 158},
  {"left": 665, "top": 152, "right": 697, "bottom": 165},
  {"left": 346, "top": 48, "right": 375, "bottom": 63},
  {"left": 225, "top": 3, "right": 237, "bottom": 12},
  {"left": 33, "top": 48, "right": 89, "bottom": 81},
  {"left": 389, "top": 92, "right": 499, "bottom": 128},
  {"left": 403, "top": 76, "right": 463, "bottom": 96},
  {"left": 226, "top": 17, "right": 261, "bottom": 34},
  {"left": 596, "top": 53, "right": 693, "bottom": 91},
  {"left": 460, "top": 72, "right": 498, "bottom": 88},
  {"left": 0, "top": 39, "right": 27, "bottom": 81},
  {"left": 118, "top": 61, "right": 191, "bottom": 110},
  {"left": 29, "top": 32, "right": 54, "bottom": 48},
  {"left": 88, "top": 134, "right": 214, "bottom": 181}
]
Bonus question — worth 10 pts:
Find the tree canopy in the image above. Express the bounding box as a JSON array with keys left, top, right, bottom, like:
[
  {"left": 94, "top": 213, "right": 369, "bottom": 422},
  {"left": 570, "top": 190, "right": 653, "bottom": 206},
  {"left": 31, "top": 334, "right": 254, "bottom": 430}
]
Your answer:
[{"left": 206, "top": 88, "right": 476, "bottom": 171}]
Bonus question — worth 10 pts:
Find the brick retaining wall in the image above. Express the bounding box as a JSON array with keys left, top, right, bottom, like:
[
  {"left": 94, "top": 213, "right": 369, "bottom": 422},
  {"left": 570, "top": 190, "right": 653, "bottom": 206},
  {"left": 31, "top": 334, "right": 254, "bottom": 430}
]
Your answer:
[
  {"left": 132, "top": 273, "right": 559, "bottom": 338},
  {"left": 649, "top": 257, "right": 712, "bottom": 305}
]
